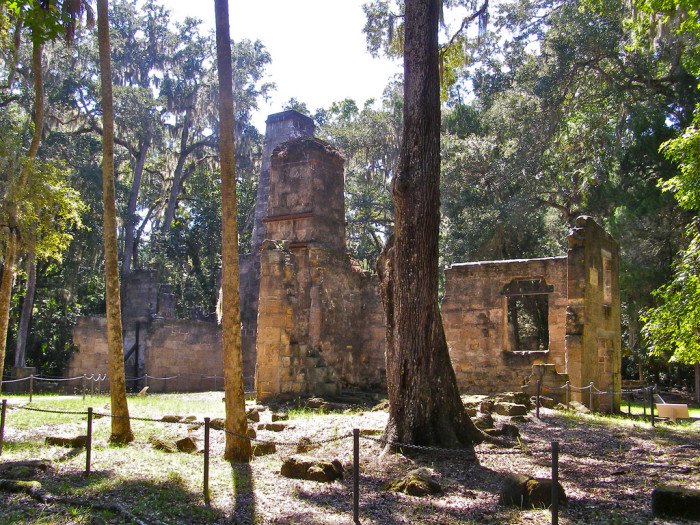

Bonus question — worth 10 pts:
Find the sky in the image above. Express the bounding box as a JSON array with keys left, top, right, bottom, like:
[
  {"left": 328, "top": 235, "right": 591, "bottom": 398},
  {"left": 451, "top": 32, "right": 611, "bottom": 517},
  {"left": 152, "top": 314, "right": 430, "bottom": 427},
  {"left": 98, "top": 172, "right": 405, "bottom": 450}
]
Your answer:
[{"left": 167, "top": 0, "right": 402, "bottom": 131}]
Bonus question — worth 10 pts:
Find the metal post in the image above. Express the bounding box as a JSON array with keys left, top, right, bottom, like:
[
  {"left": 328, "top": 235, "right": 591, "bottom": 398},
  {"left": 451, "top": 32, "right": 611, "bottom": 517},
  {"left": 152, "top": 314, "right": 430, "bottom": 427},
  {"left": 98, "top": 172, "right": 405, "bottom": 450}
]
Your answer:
[
  {"left": 0, "top": 399, "right": 7, "bottom": 456},
  {"left": 649, "top": 387, "right": 655, "bottom": 427},
  {"left": 551, "top": 441, "right": 559, "bottom": 525},
  {"left": 204, "top": 417, "right": 210, "bottom": 506},
  {"left": 29, "top": 374, "right": 34, "bottom": 402},
  {"left": 86, "top": 407, "right": 93, "bottom": 476},
  {"left": 536, "top": 380, "right": 542, "bottom": 419},
  {"left": 353, "top": 428, "right": 360, "bottom": 524},
  {"left": 588, "top": 382, "right": 593, "bottom": 411},
  {"left": 565, "top": 382, "right": 570, "bottom": 410},
  {"left": 82, "top": 374, "right": 86, "bottom": 400}
]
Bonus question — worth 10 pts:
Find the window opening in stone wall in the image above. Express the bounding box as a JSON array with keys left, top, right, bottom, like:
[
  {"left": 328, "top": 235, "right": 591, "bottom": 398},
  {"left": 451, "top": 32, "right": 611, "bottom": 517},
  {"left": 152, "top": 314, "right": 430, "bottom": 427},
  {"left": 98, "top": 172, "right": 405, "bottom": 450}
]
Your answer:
[{"left": 502, "top": 279, "right": 552, "bottom": 352}]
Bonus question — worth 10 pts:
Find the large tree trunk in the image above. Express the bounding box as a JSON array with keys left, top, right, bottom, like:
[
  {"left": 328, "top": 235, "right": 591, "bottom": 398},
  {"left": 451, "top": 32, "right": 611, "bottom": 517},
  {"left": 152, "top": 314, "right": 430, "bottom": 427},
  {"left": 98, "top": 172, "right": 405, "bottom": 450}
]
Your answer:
[
  {"left": 97, "top": 0, "right": 133, "bottom": 444},
  {"left": 215, "top": 0, "right": 251, "bottom": 462},
  {"left": 121, "top": 140, "right": 150, "bottom": 277},
  {"left": 378, "top": 0, "right": 483, "bottom": 449},
  {"left": 14, "top": 252, "right": 36, "bottom": 368},
  {"left": 161, "top": 109, "right": 192, "bottom": 237},
  {"left": 0, "top": 40, "right": 43, "bottom": 393}
]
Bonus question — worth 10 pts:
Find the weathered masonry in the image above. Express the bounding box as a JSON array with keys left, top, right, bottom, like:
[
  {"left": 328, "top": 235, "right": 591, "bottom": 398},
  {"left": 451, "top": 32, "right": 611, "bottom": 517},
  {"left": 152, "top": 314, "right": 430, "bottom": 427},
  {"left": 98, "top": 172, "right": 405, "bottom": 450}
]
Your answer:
[
  {"left": 68, "top": 270, "right": 222, "bottom": 392},
  {"left": 68, "top": 110, "right": 621, "bottom": 412},
  {"left": 442, "top": 216, "right": 622, "bottom": 412}
]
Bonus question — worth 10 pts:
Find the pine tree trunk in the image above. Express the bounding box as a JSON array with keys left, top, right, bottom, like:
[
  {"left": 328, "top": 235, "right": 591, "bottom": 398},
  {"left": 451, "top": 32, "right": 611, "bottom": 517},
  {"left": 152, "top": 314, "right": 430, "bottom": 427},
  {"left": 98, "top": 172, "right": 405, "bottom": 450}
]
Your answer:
[
  {"left": 215, "top": 0, "right": 251, "bottom": 462},
  {"left": 97, "top": 0, "right": 133, "bottom": 444},
  {"left": 0, "top": 40, "right": 43, "bottom": 393},
  {"left": 378, "top": 0, "right": 483, "bottom": 449},
  {"left": 14, "top": 252, "right": 36, "bottom": 368}
]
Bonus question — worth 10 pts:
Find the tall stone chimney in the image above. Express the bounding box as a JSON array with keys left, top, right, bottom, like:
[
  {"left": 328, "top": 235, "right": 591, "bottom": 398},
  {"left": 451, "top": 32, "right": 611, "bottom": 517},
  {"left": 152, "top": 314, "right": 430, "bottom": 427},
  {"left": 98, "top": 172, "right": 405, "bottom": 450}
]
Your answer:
[
  {"left": 239, "top": 110, "right": 315, "bottom": 385},
  {"left": 250, "top": 110, "right": 315, "bottom": 253}
]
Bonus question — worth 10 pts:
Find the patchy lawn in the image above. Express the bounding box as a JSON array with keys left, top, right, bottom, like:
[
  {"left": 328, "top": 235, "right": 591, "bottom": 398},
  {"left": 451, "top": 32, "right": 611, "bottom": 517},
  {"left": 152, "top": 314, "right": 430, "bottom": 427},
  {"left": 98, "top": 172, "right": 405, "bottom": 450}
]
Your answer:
[{"left": 0, "top": 392, "right": 698, "bottom": 524}]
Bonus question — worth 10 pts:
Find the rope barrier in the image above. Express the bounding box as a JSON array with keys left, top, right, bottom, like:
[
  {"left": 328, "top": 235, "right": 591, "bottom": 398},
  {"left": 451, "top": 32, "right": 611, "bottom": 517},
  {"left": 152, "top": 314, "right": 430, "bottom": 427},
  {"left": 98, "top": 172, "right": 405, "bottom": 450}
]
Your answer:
[
  {"left": 0, "top": 377, "right": 30, "bottom": 384},
  {"left": 144, "top": 374, "right": 179, "bottom": 381},
  {"left": 13, "top": 405, "right": 88, "bottom": 416}
]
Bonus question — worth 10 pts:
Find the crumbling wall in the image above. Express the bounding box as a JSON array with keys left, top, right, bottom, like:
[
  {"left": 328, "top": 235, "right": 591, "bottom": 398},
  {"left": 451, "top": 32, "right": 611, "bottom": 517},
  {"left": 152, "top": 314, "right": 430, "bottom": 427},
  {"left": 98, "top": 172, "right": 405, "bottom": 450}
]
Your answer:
[
  {"left": 144, "top": 320, "right": 222, "bottom": 392},
  {"left": 68, "top": 317, "right": 109, "bottom": 379},
  {"left": 255, "top": 242, "right": 385, "bottom": 400},
  {"left": 255, "top": 134, "right": 385, "bottom": 401},
  {"left": 566, "top": 216, "right": 621, "bottom": 412},
  {"left": 442, "top": 257, "right": 568, "bottom": 394}
]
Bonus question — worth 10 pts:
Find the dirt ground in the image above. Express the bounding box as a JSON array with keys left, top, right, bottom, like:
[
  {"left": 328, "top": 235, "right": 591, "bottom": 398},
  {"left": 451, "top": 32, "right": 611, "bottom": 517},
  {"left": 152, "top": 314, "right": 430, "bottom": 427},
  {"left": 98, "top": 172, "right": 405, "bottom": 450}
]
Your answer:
[{"left": 1, "top": 395, "right": 698, "bottom": 525}]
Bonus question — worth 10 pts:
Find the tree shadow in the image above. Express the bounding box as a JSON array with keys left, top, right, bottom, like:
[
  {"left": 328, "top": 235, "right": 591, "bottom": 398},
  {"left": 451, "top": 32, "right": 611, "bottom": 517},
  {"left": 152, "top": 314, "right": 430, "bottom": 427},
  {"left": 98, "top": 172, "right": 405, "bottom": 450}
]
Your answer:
[
  {"left": 1, "top": 465, "right": 221, "bottom": 524},
  {"left": 229, "top": 462, "right": 257, "bottom": 525},
  {"left": 283, "top": 452, "right": 518, "bottom": 525}
]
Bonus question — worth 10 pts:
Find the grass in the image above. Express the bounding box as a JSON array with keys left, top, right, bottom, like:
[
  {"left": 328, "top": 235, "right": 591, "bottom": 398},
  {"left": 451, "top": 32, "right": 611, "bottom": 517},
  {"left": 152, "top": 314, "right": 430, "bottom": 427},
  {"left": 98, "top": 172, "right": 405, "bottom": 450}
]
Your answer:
[{"left": 1, "top": 392, "right": 698, "bottom": 524}]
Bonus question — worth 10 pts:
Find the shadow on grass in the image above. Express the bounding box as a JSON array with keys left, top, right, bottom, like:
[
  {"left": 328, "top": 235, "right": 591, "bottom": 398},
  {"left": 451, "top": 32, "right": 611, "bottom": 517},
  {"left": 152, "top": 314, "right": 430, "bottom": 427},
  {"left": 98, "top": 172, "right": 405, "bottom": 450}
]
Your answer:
[
  {"left": 0, "top": 463, "right": 221, "bottom": 525},
  {"left": 229, "top": 462, "right": 256, "bottom": 525},
  {"left": 280, "top": 452, "right": 519, "bottom": 525}
]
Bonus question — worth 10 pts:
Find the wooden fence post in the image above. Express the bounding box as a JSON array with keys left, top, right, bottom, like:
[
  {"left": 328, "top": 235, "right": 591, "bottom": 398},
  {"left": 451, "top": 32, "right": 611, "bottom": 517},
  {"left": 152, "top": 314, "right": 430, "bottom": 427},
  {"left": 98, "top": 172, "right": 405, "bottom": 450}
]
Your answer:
[
  {"left": 353, "top": 428, "right": 360, "bottom": 524},
  {"left": 0, "top": 399, "right": 7, "bottom": 456},
  {"left": 85, "top": 407, "right": 93, "bottom": 476},
  {"left": 551, "top": 441, "right": 559, "bottom": 525}
]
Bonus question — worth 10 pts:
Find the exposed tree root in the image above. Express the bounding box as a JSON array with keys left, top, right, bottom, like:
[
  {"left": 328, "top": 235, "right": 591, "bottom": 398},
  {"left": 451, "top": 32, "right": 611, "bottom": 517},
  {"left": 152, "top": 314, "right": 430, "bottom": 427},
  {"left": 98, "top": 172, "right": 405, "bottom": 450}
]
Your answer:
[{"left": 0, "top": 478, "right": 154, "bottom": 525}]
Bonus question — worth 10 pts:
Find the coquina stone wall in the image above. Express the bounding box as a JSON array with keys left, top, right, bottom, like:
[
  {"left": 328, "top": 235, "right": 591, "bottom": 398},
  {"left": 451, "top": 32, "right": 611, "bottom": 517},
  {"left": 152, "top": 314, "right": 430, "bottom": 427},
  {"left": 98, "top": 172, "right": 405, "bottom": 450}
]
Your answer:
[{"left": 442, "top": 257, "right": 568, "bottom": 395}]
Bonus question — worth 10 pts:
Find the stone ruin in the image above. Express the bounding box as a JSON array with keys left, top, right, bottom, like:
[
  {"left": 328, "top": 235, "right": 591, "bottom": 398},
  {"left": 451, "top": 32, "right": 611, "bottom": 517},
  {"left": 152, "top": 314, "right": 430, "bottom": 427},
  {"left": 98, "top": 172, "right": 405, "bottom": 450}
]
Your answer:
[{"left": 67, "top": 110, "right": 621, "bottom": 412}]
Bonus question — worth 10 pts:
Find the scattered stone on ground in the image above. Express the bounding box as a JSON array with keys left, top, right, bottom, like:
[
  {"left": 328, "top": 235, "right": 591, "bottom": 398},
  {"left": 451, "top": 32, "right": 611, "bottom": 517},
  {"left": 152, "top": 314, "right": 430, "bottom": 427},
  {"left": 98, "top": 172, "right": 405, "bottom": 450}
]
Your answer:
[
  {"left": 306, "top": 397, "right": 326, "bottom": 409},
  {"left": 296, "top": 437, "right": 315, "bottom": 453},
  {"left": 499, "top": 473, "right": 566, "bottom": 508},
  {"left": 495, "top": 392, "right": 532, "bottom": 408},
  {"left": 175, "top": 436, "right": 198, "bottom": 453},
  {"left": 0, "top": 460, "right": 54, "bottom": 480},
  {"left": 651, "top": 485, "right": 700, "bottom": 520},
  {"left": 183, "top": 415, "right": 197, "bottom": 423},
  {"left": 246, "top": 408, "right": 260, "bottom": 422},
  {"left": 209, "top": 418, "right": 225, "bottom": 430},
  {"left": 480, "top": 399, "right": 495, "bottom": 413},
  {"left": 510, "top": 415, "right": 531, "bottom": 423},
  {"left": 252, "top": 442, "right": 276, "bottom": 456},
  {"left": 150, "top": 438, "right": 175, "bottom": 453},
  {"left": 371, "top": 399, "right": 389, "bottom": 412},
  {"left": 568, "top": 401, "right": 591, "bottom": 414},
  {"left": 44, "top": 435, "right": 87, "bottom": 448},
  {"left": 359, "top": 428, "right": 383, "bottom": 436},
  {"left": 473, "top": 412, "right": 494, "bottom": 430},
  {"left": 493, "top": 403, "right": 528, "bottom": 417},
  {"left": 385, "top": 468, "right": 442, "bottom": 497},
  {"left": 161, "top": 415, "right": 182, "bottom": 423},
  {"left": 259, "top": 422, "right": 288, "bottom": 432},
  {"left": 534, "top": 395, "right": 556, "bottom": 409},
  {"left": 484, "top": 423, "right": 520, "bottom": 438},
  {"left": 280, "top": 456, "right": 344, "bottom": 482},
  {"left": 247, "top": 427, "right": 257, "bottom": 439},
  {"left": 271, "top": 412, "right": 288, "bottom": 422}
]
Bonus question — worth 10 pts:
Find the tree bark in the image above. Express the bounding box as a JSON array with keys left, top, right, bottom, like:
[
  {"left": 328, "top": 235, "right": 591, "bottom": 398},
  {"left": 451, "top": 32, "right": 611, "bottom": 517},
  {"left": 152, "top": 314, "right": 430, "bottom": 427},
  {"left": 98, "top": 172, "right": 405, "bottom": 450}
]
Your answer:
[
  {"left": 121, "top": 140, "right": 150, "bottom": 277},
  {"left": 377, "top": 0, "right": 483, "bottom": 449},
  {"left": 695, "top": 362, "right": 699, "bottom": 404},
  {"left": 97, "top": 0, "right": 133, "bottom": 444},
  {"left": 14, "top": 252, "right": 36, "bottom": 368},
  {"left": 214, "top": 0, "right": 251, "bottom": 462},
  {"left": 0, "top": 40, "right": 43, "bottom": 393},
  {"left": 161, "top": 109, "right": 192, "bottom": 236}
]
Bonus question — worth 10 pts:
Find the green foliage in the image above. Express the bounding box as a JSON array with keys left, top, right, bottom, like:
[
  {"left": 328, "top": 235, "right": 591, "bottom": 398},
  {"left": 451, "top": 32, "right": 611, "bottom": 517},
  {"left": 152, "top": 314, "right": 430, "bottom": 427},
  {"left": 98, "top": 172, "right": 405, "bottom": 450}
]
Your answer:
[{"left": 643, "top": 228, "right": 700, "bottom": 365}]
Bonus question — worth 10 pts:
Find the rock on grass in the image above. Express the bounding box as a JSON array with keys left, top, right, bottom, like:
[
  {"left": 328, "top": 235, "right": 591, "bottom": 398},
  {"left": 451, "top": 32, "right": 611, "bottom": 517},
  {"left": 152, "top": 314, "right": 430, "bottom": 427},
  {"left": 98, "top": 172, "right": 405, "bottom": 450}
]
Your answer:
[
  {"left": 499, "top": 474, "right": 566, "bottom": 508},
  {"left": 385, "top": 468, "right": 441, "bottom": 497},
  {"left": 652, "top": 485, "right": 700, "bottom": 520},
  {"left": 280, "top": 456, "right": 343, "bottom": 482}
]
